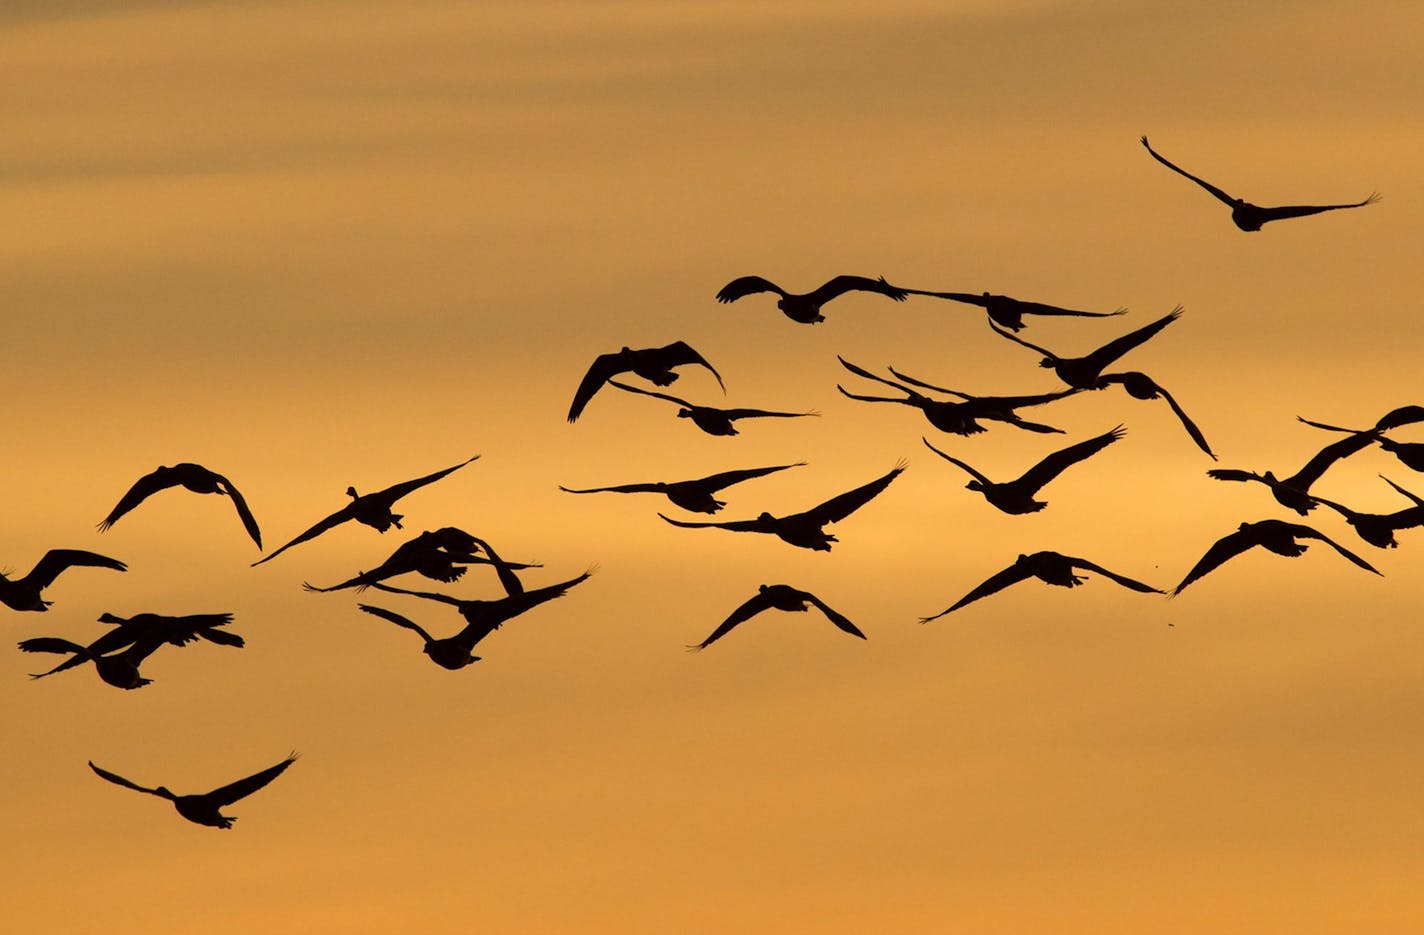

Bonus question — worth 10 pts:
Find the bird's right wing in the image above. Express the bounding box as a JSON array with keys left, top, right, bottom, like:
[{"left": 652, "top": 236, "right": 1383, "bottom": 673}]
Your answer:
[
  {"left": 688, "top": 590, "right": 774, "bottom": 650},
  {"left": 97, "top": 469, "right": 174, "bottom": 532},
  {"left": 1172, "top": 528, "right": 1255, "bottom": 595},
  {"left": 803, "top": 461, "right": 907, "bottom": 525},
  {"left": 215, "top": 474, "right": 263, "bottom": 549},
  {"left": 251, "top": 506, "right": 354, "bottom": 566},
  {"left": 1017, "top": 426, "right": 1125, "bottom": 490},
  {"left": 27, "top": 550, "right": 127, "bottom": 588},
  {"left": 1285, "top": 524, "right": 1382, "bottom": 576},
  {"left": 607, "top": 379, "right": 694, "bottom": 408},
  {"left": 558, "top": 482, "right": 662, "bottom": 495},
  {"left": 695, "top": 462, "right": 807, "bottom": 492},
  {"left": 921, "top": 562, "right": 1034, "bottom": 622},
  {"left": 1140, "top": 135, "right": 1239, "bottom": 207},
  {"left": 358, "top": 604, "right": 437, "bottom": 642},
  {"left": 804, "top": 594, "right": 867, "bottom": 640},
  {"left": 657, "top": 513, "right": 761, "bottom": 532},
  {"left": 920, "top": 438, "right": 991, "bottom": 485},
  {"left": 716, "top": 275, "right": 783, "bottom": 303},
  {"left": 88, "top": 761, "right": 163, "bottom": 797},
  {"left": 207, "top": 754, "right": 299, "bottom": 807}
]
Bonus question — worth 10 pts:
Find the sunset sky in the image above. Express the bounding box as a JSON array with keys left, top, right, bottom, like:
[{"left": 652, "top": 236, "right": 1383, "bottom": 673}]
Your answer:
[{"left": 4, "top": 2, "right": 1422, "bottom": 932}]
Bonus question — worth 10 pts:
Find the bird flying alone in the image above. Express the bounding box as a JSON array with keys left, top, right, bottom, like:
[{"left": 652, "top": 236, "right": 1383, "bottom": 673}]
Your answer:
[
  {"left": 1172, "top": 519, "right": 1381, "bottom": 596},
  {"left": 98, "top": 463, "right": 262, "bottom": 548},
  {"left": 715, "top": 274, "right": 909, "bottom": 324},
  {"left": 921, "top": 550, "right": 1164, "bottom": 622},
  {"left": 1140, "top": 135, "right": 1379, "bottom": 232},
  {"left": 88, "top": 754, "right": 298, "bottom": 829},
  {"left": 567, "top": 341, "right": 725, "bottom": 422},
  {"left": 559, "top": 462, "right": 807, "bottom": 514},
  {"left": 921, "top": 426, "right": 1125, "bottom": 515},
  {"left": 688, "top": 584, "right": 864, "bottom": 650}
]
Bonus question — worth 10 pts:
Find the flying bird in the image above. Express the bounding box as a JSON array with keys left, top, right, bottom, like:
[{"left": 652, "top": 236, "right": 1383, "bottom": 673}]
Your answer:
[
  {"left": 1296, "top": 405, "right": 1424, "bottom": 472},
  {"left": 22, "top": 611, "right": 242, "bottom": 682},
  {"left": 921, "top": 426, "right": 1125, "bottom": 514},
  {"left": 1096, "top": 371, "right": 1216, "bottom": 459},
  {"left": 302, "top": 527, "right": 539, "bottom": 592},
  {"left": 1207, "top": 429, "right": 1380, "bottom": 515},
  {"left": 991, "top": 307, "right": 1182, "bottom": 390},
  {"left": 19, "top": 636, "right": 165, "bottom": 690},
  {"left": 1308, "top": 476, "right": 1424, "bottom": 549},
  {"left": 1141, "top": 135, "right": 1379, "bottom": 232},
  {"left": 252, "top": 456, "right": 479, "bottom": 566},
  {"left": 837, "top": 357, "right": 1079, "bottom": 436},
  {"left": 658, "top": 461, "right": 906, "bottom": 552},
  {"left": 97, "top": 463, "right": 262, "bottom": 548},
  {"left": 608, "top": 381, "right": 818, "bottom": 436},
  {"left": 715, "top": 274, "right": 908, "bottom": 324},
  {"left": 0, "top": 549, "right": 127, "bottom": 613},
  {"left": 559, "top": 462, "right": 807, "bottom": 514},
  {"left": 688, "top": 584, "right": 864, "bottom": 650},
  {"left": 900, "top": 289, "right": 1125, "bottom": 332},
  {"left": 88, "top": 753, "right": 298, "bottom": 829},
  {"left": 567, "top": 341, "right": 725, "bottom": 422},
  {"left": 921, "top": 550, "right": 1164, "bottom": 622},
  {"left": 1172, "top": 519, "right": 1381, "bottom": 595}
]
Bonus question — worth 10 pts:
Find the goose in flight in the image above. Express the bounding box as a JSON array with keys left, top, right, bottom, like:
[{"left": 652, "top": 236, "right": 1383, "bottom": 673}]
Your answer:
[
  {"left": 252, "top": 456, "right": 479, "bottom": 566},
  {"left": 688, "top": 584, "right": 864, "bottom": 650},
  {"left": 88, "top": 753, "right": 298, "bottom": 829},
  {"left": 991, "top": 307, "right": 1182, "bottom": 390},
  {"left": 1207, "top": 429, "right": 1379, "bottom": 515},
  {"left": 1096, "top": 371, "right": 1216, "bottom": 459},
  {"left": 567, "top": 341, "right": 725, "bottom": 422},
  {"left": 559, "top": 462, "right": 807, "bottom": 514},
  {"left": 0, "top": 549, "right": 127, "bottom": 613},
  {"left": 921, "top": 426, "right": 1125, "bottom": 514},
  {"left": 921, "top": 550, "right": 1163, "bottom": 622},
  {"left": 1308, "top": 476, "right": 1424, "bottom": 549},
  {"left": 19, "top": 636, "right": 165, "bottom": 690},
  {"left": 1297, "top": 405, "right": 1424, "bottom": 472},
  {"left": 1141, "top": 135, "right": 1379, "bottom": 232},
  {"left": 609, "top": 380, "right": 818, "bottom": 436},
  {"left": 1172, "top": 519, "right": 1381, "bottom": 595},
  {"left": 658, "top": 461, "right": 906, "bottom": 552},
  {"left": 98, "top": 463, "right": 262, "bottom": 548},
  {"left": 715, "top": 274, "right": 908, "bottom": 324},
  {"left": 900, "top": 289, "right": 1125, "bottom": 332},
  {"left": 22, "top": 611, "right": 241, "bottom": 680},
  {"left": 302, "top": 527, "right": 539, "bottom": 592},
  {"left": 365, "top": 537, "right": 595, "bottom": 667},
  {"left": 837, "top": 357, "right": 1079, "bottom": 436}
]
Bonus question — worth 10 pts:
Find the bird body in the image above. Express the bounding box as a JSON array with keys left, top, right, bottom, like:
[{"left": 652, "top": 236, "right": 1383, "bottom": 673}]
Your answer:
[
  {"left": 689, "top": 584, "right": 864, "bottom": 649},
  {"left": 921, "top": 550, "right": 1163, "bottom": 621},
  {"left": 0, "top": 549, "right": 127, "bottom": 612},
  {"left": 716, "top": 274, "right": 908, "bottom": 324},
  {"left": 88, "top": 754, "right": 298, "bottom": 828}
]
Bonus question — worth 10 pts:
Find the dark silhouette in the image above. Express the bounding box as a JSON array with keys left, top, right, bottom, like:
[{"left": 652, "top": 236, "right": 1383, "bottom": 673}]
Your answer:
[
  {"left": 302, "top": 527, "right": 539, "bottom": 592},
  {"left": 900, "top": 289, "right": 1125, "bottom": 332},
  {"left": 658, "top": 461, "right": 906, "bottom": 552},
  {"left": 921, "top": 426, "right": 1125, "bottom": 514},
  {"left": 22, "top": 611, "right": 242, "bottom": 680},
  {"left": 1309, "top": 476, "right": 1424, "bottom": 549},
  {"left": 991, "top": 307, "right": 1182, "bottom": 389},
  {"left": 1297, "top": 405, "right": 1424, "bottom": 472},
  {"left": 567, "top": 342, "right": 725, "bottom": 422},
  {"left": 608, "top": 380, "right": 818, "bottom": 436},
  {"left": 1172, "top": 519, "right": 1381, "bottom": 595},
  {"left": 1141, "top": 135, "right": 1379, "bottom": 232},
  {"left": 0, "top": 549, "right": 127, "bottom": 612},
  {"left": 837, "top": 357, "right": 1079, "bottom": 436},
  {"left": 365, "top": 538, "right": 594, "bottom": 667},
  {"left": 98, "top": 463, "right": 262, "bottom": 548},
  {"left": 689, "top": 584, "right": 864, "bottom": 650},
  {"left": 19, "top": 636, "right": 164, "bottom": 689},
  {"left": 1207, "top": 430, "right": 1379, "bottom": 515},
  {"left": 715, "top": 275, "right": 908, "bottom": 324},
  {"left": 1096, "top": 371, "right": 1216, "bottom": 459},
  {"left": 921, "top": 550, "right": 1163, "bottom": 621},
  {"left": 559, "top": 462, "right": 807, "bottom": 514},
  {"left": 88, "top": 753, "right": 298, "bottom": 829},
  {"left": 253, "top": 456, "right": 479, "bottom": 566}
]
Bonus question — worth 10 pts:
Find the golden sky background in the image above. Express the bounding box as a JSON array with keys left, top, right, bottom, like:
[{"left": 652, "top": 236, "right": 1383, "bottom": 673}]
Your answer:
[{"left": 4, "top": 1, "right": 1422, "bottom": 931}]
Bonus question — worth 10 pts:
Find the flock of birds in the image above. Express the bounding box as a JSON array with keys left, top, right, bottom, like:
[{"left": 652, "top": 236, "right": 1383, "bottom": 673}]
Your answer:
[{"left": 6, "top": 136, "right": 1408, "bottom": 829}]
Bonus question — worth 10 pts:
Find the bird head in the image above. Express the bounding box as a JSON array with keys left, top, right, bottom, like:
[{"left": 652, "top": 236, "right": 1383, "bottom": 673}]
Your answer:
[
  {"left": 965, "top": 480, "right": 984, "bottom": 492},
  {"left": 676, "top": 408, "right": 693, "bottom": 419},
  {"left": 345, "top": 486, "right": 360, "bottom": 500},
  {"left": 1038, "top": 358, "right": 1056, "bottom": 369}
]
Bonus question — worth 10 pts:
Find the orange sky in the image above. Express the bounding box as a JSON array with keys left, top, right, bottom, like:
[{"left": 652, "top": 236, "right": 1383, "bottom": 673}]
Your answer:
[{"left": 4, "top": 2, "right": 1422, "bottom": 932}]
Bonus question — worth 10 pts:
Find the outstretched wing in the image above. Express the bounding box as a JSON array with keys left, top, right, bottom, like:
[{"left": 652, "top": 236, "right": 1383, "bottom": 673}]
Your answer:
[
  {"left": 366, "top": 581, "right": 463, "bottom": 606},
  {"left": 921, "top": 438, "right": 992, "bottom": 485},
  {"left": 1069, "top": 557, "right": 1164, "bottom": 594},
  {"left": 1257, "top": 193, "right": 1380, "bottom": 224},
  {"left": 719, "top": 407, "right": 819, "bottom": 422},
  {"left": 837, "top": 356, "right": 920, "bottom": 397},
  {"left": 97, "top": 468, "right": 179, "bottom": 531},
  {"left": 716, "top": 275, "right": 784, "bottom": 303},
  {"left": 987, "top": 320, "right": 1057, "bottom": 358},
  {"left": 1141, "top": 135, "right": 1239, "bottom": 207},
  {"left": 1017, "top": 426, "right": 1125, "bottom": 491},
  {"left": 1172, "top": 527, "right": 1258, "bottom": 595},
  {"left": 651, "top": 341, "right": 726, "bottom": 393},
  {"left": 568, "top": 352, "right": 629, "bottom": 422},
  {"left": 215, "top": 474, "right": 263, "bottom": 549},
  {"left": 206, "top": 753, "right": 299, "bottom": 807},
  {"left": 693, "top": 463, "right": 807, "bottom": 493},
  {"left": 997, "top": 296, "right": 1125, "bottom": 319},
  {"left": 801, "top": 461, "right": 907, "bottom": 525},
  {"left": 251, "top": 504, "right": 355, "bottom": 566},
  {"left": 884, "top": 367, "right": 969, "bottom": 399},
  {"left": 372, "top": 455, "right": 480, "bottom": 505},
  {"left": 804, "top": 593, "right": 866, "bottom": 640},
  {"left": 1380, "top": 475, "right": 1424, "bottom": 509},
  {"left": 88, "top": 761, "right": 164, "bottom": 797},
  {"left": 658, "top": 513, "right": 765, "bottom": 533},
  {"left": 921, "top": 562, "right": 1035, "bottom": 621},
  {"left": 1079, "top": 307, "right": 1181, "bottom": 376},
  {"left": 897, "top": 289, "right": 987, "bottom": 307},
  {"left": 1283, "top": 524, "right": 1382, "bottom": 576},
  {"left": 558, "top": 481, "right": 664, "bottom": 495},
  {"left": 1206, "top": 468, "right": 1261, "bottom": 484},
  {"left": 688, "top": 589, "right": 775, "bottom": 650},
  {"left": 1288, "top": 430, "right": 1377, "bottom": 490},
  {"left": 358, "top": 603, "right": 437, "bottom": 643},
  {"left": 607, "top": 379, "right": 694, "bottom": 408},
  {"left": 25, "top": 549, "right": 127, "bottom": 589},
  {"left": 806, "top": 275, "right": 908, "bottom": 305}
]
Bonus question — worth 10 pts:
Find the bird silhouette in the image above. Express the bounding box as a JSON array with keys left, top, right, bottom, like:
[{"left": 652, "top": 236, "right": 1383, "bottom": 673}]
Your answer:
[
  {"left": 608, "top": 380, "right": 818, "bottom": 436},
  {"left": 365, "top": 538, "right": 595, "bottom": 666},
  {"left": 1308, "top": 476, "right": 1424, "bottom": 549},
  {"left": 1296, "top": 405, "right": 1424, "bottom": 472},
  {"left": 990, "top": 307, "right": 1182, "bottom": 390},
  {"left": 88, "top": 753, "right": 298, "bottom": 829},
  {"left": 559, "top": 462, "right": 807, "bottom": 514},
  {"left": 567, "top": 341, "right": 725, "bottom": 422},
  {"left": 19, "top": 636, "right": 164, "bottom": 689},
  {"left": 900, "top": 289, "right": 1125, "bottom": 332},
  {"left": 836, "top": 357, "right": 1079, "bottom": 436},
  {"left": 22, "top": 612, "right": 240, "bottom": 686},
  {"left": 921, "top": 550, "right": 1164, "bottom": 622},
  {"left": 252, "top": 456, "right": 479, "bottom": 566},
  {"left": 1172, "top": 519, "right": 1381, "bottom": 595},
  {"left": 921, "top": 426, "right": 1125, "bottom": 514},
  {"left": 1207, "top": 429, "right": 1380, "bottom": 515},
  {"left": 97, "top": 463, "right": 262, "bottom": 548},
  {"left": 1096, "top": 371, "right": 1216, "bottom": 459},
  {"left": 715, "top": 274, "right": 908, "bottom": 324},
  {"left": 1141, "top": 135, "right": 1379, "bottom": 232},
  {"left": 301, "top": 527, "right": 539, "bottom": 592},
  {"left": 0, "top": 549, "right": 127, "bottom": 613},
  {"left": 688, "top": 584, "right": 864, "bottom": 650},
  {"left": 658, "top": 461, "right": 906, "bottom": 551}
]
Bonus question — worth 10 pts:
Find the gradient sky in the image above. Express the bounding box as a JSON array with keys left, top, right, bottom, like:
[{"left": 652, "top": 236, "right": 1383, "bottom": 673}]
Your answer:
[{"left": 4, "top": 2, "right": 1422, "bottom": 932}]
